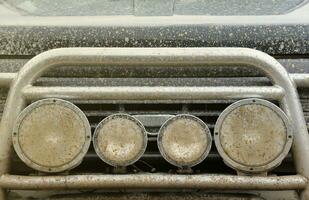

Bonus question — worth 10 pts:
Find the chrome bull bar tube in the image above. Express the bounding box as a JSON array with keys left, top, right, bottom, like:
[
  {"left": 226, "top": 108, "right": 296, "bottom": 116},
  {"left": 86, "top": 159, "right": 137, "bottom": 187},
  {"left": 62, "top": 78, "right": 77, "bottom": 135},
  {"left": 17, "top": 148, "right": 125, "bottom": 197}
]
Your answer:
[
  {"left": 0, "top": 48, "right": 308, "bottom": 199},
  {"left": 22, "top": 86, "right": 284, "bottom": 101},
  {"left": 0, "top": 174, "right": 307, "bottom": 190}
]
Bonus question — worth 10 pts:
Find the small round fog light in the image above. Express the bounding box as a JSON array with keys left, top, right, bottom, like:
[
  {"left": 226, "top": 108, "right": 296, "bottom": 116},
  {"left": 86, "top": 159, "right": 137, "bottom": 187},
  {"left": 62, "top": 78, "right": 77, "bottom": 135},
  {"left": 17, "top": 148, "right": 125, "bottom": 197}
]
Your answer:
[
  {"left": 93, "top": 114, "right": 147, "bottom": 167},
  {"left": 12, "top": 98, "right": 91, "bottom": 173},
  {"left": 214, "top": 98, "right": 293, "bottom": 173},
  {"left": 157, "top": 114, "right": 212, "bottom": 168}
]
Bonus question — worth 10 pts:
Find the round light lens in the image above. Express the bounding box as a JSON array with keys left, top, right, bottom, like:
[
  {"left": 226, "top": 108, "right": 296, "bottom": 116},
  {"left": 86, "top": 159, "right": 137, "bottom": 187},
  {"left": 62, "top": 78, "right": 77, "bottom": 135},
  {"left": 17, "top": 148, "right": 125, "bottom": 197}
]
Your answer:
[
  {"left": 93, "top": 114, "right": 147, "bottom": 167},
  {"left": 157, "top": 114, "right": 212, "bottom": 167},
  {"left": 214, "top": 98, "right": 293, "bottom": 173},
  {"left": 12, "top": 98, "right": 91, "bottom": 173}
]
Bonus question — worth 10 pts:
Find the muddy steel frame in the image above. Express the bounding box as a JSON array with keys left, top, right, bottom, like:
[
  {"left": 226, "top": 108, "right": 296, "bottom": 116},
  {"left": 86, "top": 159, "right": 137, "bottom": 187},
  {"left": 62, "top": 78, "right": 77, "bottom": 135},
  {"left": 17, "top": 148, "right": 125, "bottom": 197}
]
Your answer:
[{"left": 0, "top": 48, "right": 308, "bottom": 199}]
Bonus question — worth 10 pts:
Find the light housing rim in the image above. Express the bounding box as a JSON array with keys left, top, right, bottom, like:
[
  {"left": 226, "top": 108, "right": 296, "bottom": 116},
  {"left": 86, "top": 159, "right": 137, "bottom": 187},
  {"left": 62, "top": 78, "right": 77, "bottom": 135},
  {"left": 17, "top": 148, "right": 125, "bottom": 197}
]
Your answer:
[
  {"left": 12, "top": 98, "right": 92, "bottom": 173},
  {"left": 214, "top": 98, "right": 293, "bottom": 173},
  {"left": 157, "top": 114, "right": 212, "bottom": 168},
  {"left": 93, "top": 113, "right": 148, "bottom": 167}
]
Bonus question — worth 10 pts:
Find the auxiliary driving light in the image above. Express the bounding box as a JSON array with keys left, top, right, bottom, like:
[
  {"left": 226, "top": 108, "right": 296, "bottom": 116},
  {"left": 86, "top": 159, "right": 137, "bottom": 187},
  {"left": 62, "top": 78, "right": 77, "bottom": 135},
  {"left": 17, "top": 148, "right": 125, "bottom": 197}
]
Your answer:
[
  {"left": 157, "top": 114, "right": 212, "bottom": 168},
  {"left": 93, "top": 114, "right": 147, "bottom": 167},
  {"left": 214, "top": 98, "right": 293, "bottom": 173},
  {"left": 12, "top": 98, "right": 91, "bottom": 173}
]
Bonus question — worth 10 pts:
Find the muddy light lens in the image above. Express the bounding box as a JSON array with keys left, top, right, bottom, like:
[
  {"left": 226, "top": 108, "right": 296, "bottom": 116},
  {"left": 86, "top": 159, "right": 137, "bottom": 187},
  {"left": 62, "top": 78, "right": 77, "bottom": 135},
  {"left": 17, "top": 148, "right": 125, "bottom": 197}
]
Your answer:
[
  {"left": 93, "top": 114, "right": 147, "bottom": 167},
  {"left": 157, "top": 114, "right": 212, "bottom": 167},
  {"left": 12, "top": 98, "right": 91, "bottom": 173},
  {"left": 214, "top": 98, "right": 293, "bottom": 173}
]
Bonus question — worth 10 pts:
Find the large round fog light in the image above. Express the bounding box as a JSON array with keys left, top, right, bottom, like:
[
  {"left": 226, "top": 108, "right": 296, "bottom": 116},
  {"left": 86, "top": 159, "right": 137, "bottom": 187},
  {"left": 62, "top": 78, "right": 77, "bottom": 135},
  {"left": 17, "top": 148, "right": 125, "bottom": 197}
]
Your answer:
[
  {"left": 93, "top": 114, "right": 147, "bottom": 167},
  {"left": 214, "top": 98, "right": 293, "bottom": 173},
  {"left": 157, "top": 115, "right": 212, "bottom": 168},
  {"left": 12, "top": 98, "right": 91, "bottom": 173}
]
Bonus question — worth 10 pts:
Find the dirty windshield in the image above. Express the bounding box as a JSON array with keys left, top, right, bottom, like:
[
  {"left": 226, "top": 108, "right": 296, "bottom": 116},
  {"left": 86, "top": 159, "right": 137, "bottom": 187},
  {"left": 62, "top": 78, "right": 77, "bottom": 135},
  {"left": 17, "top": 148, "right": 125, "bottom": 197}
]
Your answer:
[{"left": 0, "top": 0, "right": 306, "bottom": 16}]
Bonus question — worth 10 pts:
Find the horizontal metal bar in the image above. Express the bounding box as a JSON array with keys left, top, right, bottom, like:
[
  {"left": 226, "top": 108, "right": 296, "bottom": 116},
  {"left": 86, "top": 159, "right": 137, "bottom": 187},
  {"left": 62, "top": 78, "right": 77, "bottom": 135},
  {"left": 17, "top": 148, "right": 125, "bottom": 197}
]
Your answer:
[
  {"left": 291, "top": 74, "right": 309, "bottom": 87},
  {"left": 1, "top": 73, "right": 309, "bottom": 87},
  {"left": 0, "top": 174, "right": 306, "bottom": 190},
  {"left": 22, "top": 86, "right": 284, "bottom": 101},
  {"left": 0, "top": 73, "right": 14, "bottom": 87}
]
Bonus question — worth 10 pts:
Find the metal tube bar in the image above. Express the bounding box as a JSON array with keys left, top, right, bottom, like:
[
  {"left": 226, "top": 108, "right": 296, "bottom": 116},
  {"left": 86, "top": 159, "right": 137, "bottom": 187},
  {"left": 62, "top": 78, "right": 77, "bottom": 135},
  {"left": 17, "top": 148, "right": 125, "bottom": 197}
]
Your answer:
[
  {"left": 0, "top": 174, "right": 306, "bottom": 190},
  {"left": 22, "top": 86, "right": 284, "bottom": 101},
  {"left": 0, "top": 73, "right": 15, "bottom": 88},
  {"left": 291, "top": 74, "right": 309, "bottom": 87}
]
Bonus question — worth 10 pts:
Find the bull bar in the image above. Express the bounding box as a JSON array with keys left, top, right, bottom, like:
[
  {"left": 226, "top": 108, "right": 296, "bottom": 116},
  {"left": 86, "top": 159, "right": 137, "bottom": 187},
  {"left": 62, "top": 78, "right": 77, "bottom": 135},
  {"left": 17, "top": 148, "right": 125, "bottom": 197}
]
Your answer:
[{"left": 0, "top": 48, "right": 308, "bottom": 199}]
